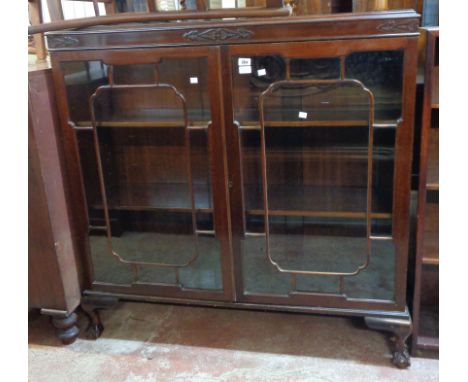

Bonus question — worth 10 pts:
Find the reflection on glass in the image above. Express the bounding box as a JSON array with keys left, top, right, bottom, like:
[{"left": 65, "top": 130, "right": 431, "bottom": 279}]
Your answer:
[
  {"left": 62, "top": 59, "right": 222, "bottom": 290},
  {"left": 345, "top": 50, "right": 403, "bottom": 121},
  {"left": 62, "top": 61, "right": 109, "bottom": 123},
  {"left": 233, "top": 57, "right": 344, "bottom": 125},
  {"left": 235, "top": 53, "right": 398, "bottom": 300},
  {"left": 260, "top": 81, "right": 372, "bottom": 275},
  {"left": 290, "top": 58, "right": 341, "bottom": 80}
]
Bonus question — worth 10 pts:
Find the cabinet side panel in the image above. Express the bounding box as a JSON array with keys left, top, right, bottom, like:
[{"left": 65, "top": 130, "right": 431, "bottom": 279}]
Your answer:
[
  {"left": 29, "top": 111, "right": 66, "bottom": 309},
  {"left": 28, "top": 69, "right": 81, "bottom": 312}
]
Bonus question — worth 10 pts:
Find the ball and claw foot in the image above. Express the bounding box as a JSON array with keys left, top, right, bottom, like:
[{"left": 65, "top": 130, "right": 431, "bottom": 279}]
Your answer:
[
  {"left": 364, "top": 315, "right": 412, "bottom": 369},
  {"left": 81, "top": 306, "right": 104, "bottom": 339},
  {"left": 393, "top": 347, "right": 411, "bottom": 369},
  {"left": 87, "top": 320, "right": 104, "bottom": 339},
  {"left": 51, "top": 312, "right": 80, "bottom": 345},
  {"left": 81, "top": 295, "right": 118, "bottom": 340}
]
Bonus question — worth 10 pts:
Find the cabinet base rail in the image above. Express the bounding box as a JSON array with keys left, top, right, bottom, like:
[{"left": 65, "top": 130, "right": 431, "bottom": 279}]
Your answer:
[{"left": 80, "top": 290, "right": 412, "bottom": 368}]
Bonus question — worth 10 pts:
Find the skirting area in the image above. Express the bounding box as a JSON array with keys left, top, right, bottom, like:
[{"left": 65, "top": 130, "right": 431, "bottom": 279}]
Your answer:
[{"left": 29, "top": 302, "right": 438, "bottom": 381}]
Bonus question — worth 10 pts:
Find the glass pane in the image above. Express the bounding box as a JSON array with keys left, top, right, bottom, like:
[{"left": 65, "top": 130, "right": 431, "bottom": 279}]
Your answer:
[
  {"left": 345, "top": 50, "right": 404, "bottom": 121},
  {"left": 63, "top": 58, "right": 211, "bottom": 126},
  {"left": 62, "top": 61, "right": 109, "bottom": 123},
  {"left": 290, "top": 58, "right": 341, "bottom": 80},
  {"left": 343, "top": 240, "right": 394, "bottom": 300},
  {"left": 112, "top": 59, "right": 212, "bottom": 123},
  {"left": 242, "top": 233, "right": 291, "bottom": 295},
  {"left": 232, "top": 55, "right": 287, "bottom": 125},
  {"left": 62, "top": 59, "right": 222, "bottom": 290},
  {"left": 260, "top": 81, "right": 371, "bottom": 275},
  {"left": 232, "top": 56, "right": 341, "bottom": 125},
  {"left": 234, "top": 53, "right": 398, "bottom": 300}
]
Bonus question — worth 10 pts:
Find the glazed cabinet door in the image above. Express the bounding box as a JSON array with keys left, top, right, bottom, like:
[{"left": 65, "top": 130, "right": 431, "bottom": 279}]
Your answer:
[
  {"left": 53, "top": 48, "right": 233, "bottom": 301},
  {"left": 227, "top": 39, "right": 416, "bottom": 310}
]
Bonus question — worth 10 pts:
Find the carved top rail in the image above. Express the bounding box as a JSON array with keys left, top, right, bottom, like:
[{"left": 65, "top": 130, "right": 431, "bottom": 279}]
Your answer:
[{"left": 43, "top": 10, "right": 419, "bottom": 51}]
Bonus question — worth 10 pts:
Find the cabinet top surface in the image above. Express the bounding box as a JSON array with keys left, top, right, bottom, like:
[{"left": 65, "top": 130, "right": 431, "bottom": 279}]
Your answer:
[{"left": 46, "top": 10, "right": 420, "bottom": 53}]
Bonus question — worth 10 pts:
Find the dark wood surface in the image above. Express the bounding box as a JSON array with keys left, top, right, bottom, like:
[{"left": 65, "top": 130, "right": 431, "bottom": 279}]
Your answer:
[
  {"left": 29, "top": 65, "right": 82, "bottom": 343},
  {"left": 45, "top": 10, "right": 419, "bottom": 52},
  {"left": 44, "top": 11, "right": 419, "bottom": 365},
  {"left": 411, "top": 26, "right": 438, "bottom": 355},
  {"left": 29, "top": 7, "right": 292, "bottom": 35},
  {"left": 48, "top": 9, "right": 419, "bottom": 305}
]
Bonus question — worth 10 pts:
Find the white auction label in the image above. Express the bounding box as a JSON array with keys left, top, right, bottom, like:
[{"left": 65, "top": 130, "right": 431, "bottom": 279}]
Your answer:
[
  {"left": 239, "top": 66, "right": 252, "bottom": 74},
  {"left": 298, "top": 111, "right": 308, "bottom": 119},
  {"left": 238, "top": 58, "right": 251, "bottom": 66},
  {"left": 257, "top": 68, "right": 267, "bottom": 76},
  {"left": 190, "top": 77, "right": 199, "bottom": 84}
]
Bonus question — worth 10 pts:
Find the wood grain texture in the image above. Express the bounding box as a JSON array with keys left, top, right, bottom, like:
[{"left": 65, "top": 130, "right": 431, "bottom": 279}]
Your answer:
[
  {"left": 29, "top": 0, "right": 47, "bottom": 62},
  {"left": 45, "top": 12, "right": 419, "bottom": 362},
  {"left": 28, "top": 67, "right": 81, "bottom": 313},
  {"left": 412, "top": 27, "right": 439, "bottom": 355},
  {"left": 44, "top": 11, "right": 419, "bottom": 51},
  {"left": 29, "top": 7, "right": 291, "bottom": 34}
]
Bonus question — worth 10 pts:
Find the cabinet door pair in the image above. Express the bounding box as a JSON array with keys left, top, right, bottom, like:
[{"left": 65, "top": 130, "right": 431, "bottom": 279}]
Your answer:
[{"left": 57, "top": 38, "right": 414, "bottom": 310}]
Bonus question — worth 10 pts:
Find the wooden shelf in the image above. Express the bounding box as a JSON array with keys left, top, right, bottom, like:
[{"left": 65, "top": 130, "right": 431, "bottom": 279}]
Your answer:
[
  {"left": 72, "top": 106, "right": 400, "bottom": 131},
  {"left": 422, "top": 203, "right": 438, "bottom": 265},
  {"left": 75, "top": 120, "right": 398, "bottom": 130},
  {"left": 422, "top": 257, "right": 439, "bottom": 266},
  {"left": 75, "top": 108, "right": 211, "bottom": 129},
  {"left": 92, "top": 182, "right": 392, "bottom": 220},
  {"left": 233, "top": 106, "right": 401, "bottom": 127},
  {"left": 422, "top": 232, "right": 438, "bottom": 264},
  {"left": 240, "top": 120, "right": 397, "bottom": 129},
  {"left": 416, "top": 335, "right": 439, "bottom": 350},
  {"left": 76, "top": 120, "right": 209, "bottom": 129},
  {"left": 92, "top": 182, "right": 213, "bottom": 213},
  {"left": 244, "top": 184, "right": 392, "bottom": 219},
  {"left": 416, "top": 302, "right": 439, "bottom": 350}
]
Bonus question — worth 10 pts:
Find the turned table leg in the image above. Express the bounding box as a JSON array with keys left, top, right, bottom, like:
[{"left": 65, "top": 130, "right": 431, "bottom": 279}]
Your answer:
[
  {"left": 50, "top": 312, "right": 80, "bottom": 345},
  {"left": 365, "top": 315, "right": 412, "bottom": 368}
]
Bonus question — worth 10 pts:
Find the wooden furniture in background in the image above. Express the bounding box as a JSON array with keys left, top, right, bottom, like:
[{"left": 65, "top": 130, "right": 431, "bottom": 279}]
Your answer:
[
  {"left": 411, "top": 26, "right": 438, "bottom": 354},
  {"left": 29, "top": 0, "right": 47, "bottom": 62},
  {"left": 46, "top": 0, "right": 117, "bottom": 20},
  {"left": 29, "top": 64, "right": 82, "bottom": 344},
  {"left": 29, "top": 6, "right": 290, "bottom": 34},
  {"left": 45, "top": 10, "right": 419, "bottom": 367},
  {"left": 420, "top": 0, "right": 438, "bottom": 26},
  {"left": 352, "top": 0, "right": 418, "bottom": 12},
  {"left": 292, "top": 0, "right": 419, "bottom": 15}
]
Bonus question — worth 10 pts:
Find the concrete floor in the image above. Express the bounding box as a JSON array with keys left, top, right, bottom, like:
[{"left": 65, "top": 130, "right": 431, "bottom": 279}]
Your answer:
[{"left": 29, "top": 302, "right": 438, "bottom": 381}]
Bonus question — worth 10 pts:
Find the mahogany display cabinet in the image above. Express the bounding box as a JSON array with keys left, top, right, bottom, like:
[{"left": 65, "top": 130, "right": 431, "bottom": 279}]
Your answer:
[{"left": 46, "top": 10, "right": 419, "bottom": 367}]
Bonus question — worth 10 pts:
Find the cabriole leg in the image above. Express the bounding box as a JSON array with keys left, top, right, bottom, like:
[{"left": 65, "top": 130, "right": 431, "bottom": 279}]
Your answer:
[
  {"left": 364, "top": 315, "right": 412, "bottom": 369},
  {"left": 81, "top": 295, "right": 119, "bottom": 339}
]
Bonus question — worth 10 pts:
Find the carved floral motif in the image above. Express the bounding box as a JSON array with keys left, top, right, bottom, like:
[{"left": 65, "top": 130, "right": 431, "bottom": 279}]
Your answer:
[
  {"left": 183, "top": 28, "right": 254, "bottom": 42},
  {"left": 377, "top": 20, "right": 419, "bottom": 33},
  {"left": 47, "top": 35, "right": 80, "bottom": 49}
]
